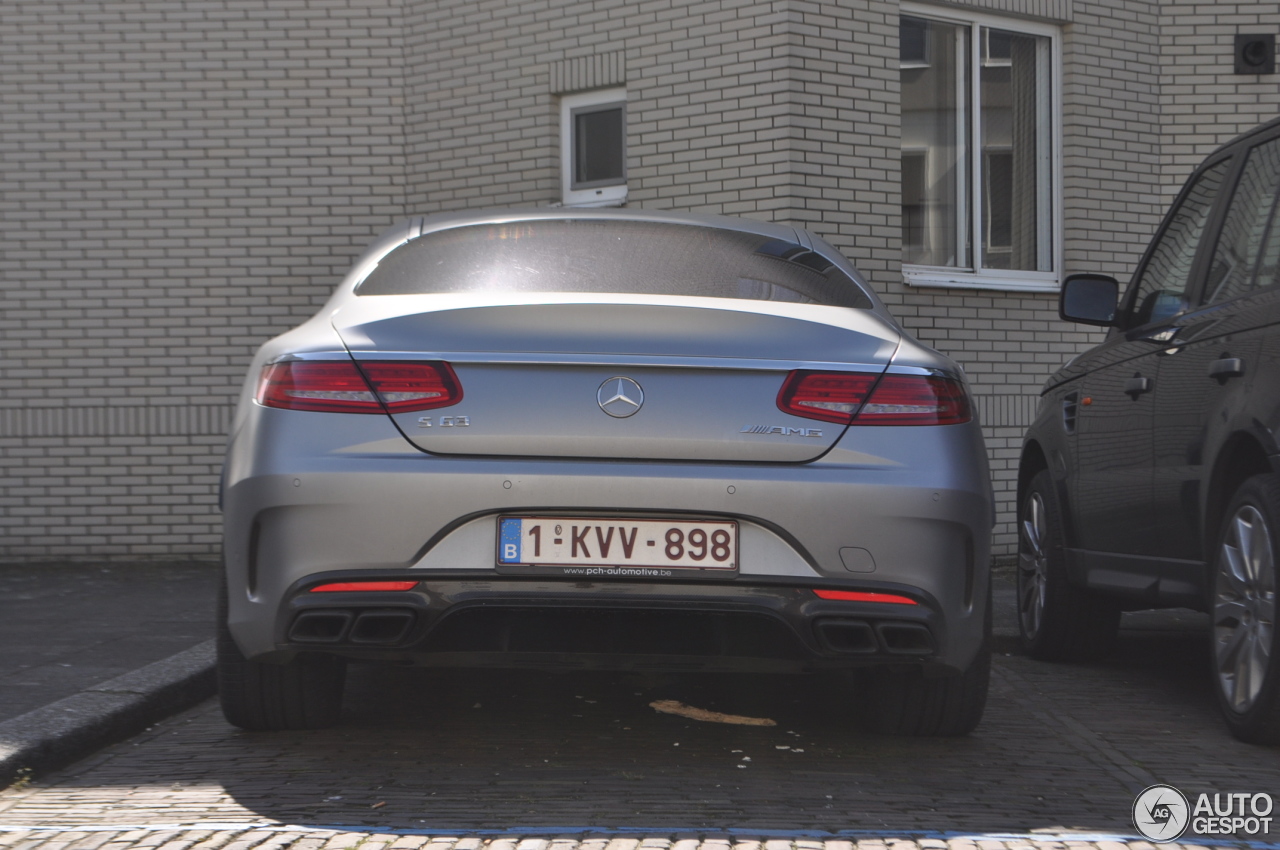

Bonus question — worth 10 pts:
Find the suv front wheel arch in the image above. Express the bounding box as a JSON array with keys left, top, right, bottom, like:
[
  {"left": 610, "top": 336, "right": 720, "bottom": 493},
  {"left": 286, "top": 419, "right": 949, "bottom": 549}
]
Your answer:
[{"left": 1017, "top": 469, "right": 1120, "bottom": 661}]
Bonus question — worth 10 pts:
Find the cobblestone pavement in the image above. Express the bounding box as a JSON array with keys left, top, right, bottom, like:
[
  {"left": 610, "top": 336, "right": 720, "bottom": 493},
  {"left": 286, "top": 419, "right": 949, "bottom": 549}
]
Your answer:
[{"left": 0, "top": 609, "right": 1276, "bottom": 850}]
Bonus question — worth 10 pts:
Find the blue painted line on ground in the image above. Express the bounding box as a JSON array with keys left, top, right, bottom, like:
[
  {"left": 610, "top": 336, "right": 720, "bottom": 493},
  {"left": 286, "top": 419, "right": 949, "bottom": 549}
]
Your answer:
[{"left": 0, "top": 822, "right": 1276, "bottom": 848}]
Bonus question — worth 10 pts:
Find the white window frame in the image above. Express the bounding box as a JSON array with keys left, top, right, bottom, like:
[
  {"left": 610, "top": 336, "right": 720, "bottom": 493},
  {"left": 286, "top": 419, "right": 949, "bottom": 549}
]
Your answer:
[
  {"left": 560, "top": 87, "right": 628, "bottom": 208},
  {"left": 900, "top": 3, "right": 1063, "bottom": 293}
]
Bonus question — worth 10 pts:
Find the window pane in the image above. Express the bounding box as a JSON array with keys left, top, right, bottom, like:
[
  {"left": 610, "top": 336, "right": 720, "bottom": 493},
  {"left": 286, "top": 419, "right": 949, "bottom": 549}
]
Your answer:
[
  {"left": 980, "top": 28, "right": 1051, "bottom": 271},
  {"left": 573, "top": 106, "right": 624, "bottom": 187},
  {"left": 900, "top": 16, "right": 969, "bottom": 268},
  {"left": 1127, "top": 159, "right": 1231, "bottom": 327},
  {"left": 1206, "top": 139, "right": 1280, "bottom": 304}
]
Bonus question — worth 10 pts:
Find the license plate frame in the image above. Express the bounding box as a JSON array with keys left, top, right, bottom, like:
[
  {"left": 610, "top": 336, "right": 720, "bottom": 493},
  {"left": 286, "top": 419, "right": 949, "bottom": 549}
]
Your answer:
[{"left": 496, "top": 516, "right": 739, "bottom": 578}]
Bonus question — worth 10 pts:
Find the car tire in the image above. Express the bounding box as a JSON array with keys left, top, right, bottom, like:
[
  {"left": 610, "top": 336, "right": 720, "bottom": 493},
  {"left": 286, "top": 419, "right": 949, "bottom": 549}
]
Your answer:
[
  {"left": 216, "top": 573, "right": 346, "bottom": 731},
  {"left": 1017, "top": 468, "right": 1120, "bottom": 661},
  {"left": 864, "top": 644, "right": 990, "bottom": 737},
  {"left": 1210, "top": 474, "right": 1280, "bottom": 745},
  {"left": 864, "top": 589, "right": 990, "bottom": 737}
]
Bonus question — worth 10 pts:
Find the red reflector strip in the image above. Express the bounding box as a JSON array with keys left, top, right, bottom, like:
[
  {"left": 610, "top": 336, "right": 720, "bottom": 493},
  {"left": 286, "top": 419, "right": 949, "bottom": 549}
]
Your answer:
[
  {"left": 813, "top": 589, "right": 918, "bottom": 605},
  {"left": 310, "top": 581, "right": 419, "bottom": 593}
]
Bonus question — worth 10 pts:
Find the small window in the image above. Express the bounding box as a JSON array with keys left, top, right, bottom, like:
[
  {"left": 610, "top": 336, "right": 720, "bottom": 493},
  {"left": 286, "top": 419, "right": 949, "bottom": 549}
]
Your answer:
[{"left": 561, "top": 88, "right": 627, "bottom": 207}]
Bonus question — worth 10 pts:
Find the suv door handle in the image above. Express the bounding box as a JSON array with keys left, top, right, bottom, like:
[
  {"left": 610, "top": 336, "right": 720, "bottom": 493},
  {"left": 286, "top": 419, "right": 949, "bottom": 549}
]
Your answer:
[
  {"left": 1124, "top": 375, "right": 1152, "bottom": 399},
  {"left": 1209, "top": 357, "right": 1244, "bottom": 381}
]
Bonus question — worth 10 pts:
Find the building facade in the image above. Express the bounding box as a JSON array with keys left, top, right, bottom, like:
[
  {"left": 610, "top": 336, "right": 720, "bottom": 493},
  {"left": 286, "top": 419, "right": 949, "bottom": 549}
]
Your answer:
[{"left": 2, "top": 0, "right": 1278, "bottom": 560}]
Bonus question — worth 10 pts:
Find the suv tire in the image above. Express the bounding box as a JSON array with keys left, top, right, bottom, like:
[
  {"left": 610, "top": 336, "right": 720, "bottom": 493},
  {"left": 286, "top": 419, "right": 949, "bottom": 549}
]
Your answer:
[
  {"left": 1018, "top": 468, "right": 1120, "bottom": 661},
  {"left": 1211, "top": 474, "right": 1280, "bottom": 744}
]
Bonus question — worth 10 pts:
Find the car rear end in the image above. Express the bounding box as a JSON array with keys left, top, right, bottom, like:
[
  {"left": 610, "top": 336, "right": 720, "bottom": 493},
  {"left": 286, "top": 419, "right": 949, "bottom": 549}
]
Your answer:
[{"left": 218, "top": 210, "right": 993, "bottom": 733}]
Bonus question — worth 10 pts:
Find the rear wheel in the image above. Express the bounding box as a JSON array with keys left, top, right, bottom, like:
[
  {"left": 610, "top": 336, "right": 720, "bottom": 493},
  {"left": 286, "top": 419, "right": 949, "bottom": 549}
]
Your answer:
[
  {"left": 1211, "top": 474, "right": 1280, "bottom": 744},
  {"left": 864, "top": 642, "right": 990, "bottom": 737},
  {"left": 864, "top": 586, "right": 990, "bottom": 737},
  {"left": 1018, "top": 468, "right": 1119, "bottom": 661},
  {"left": 217, "top": 574, "right": 346, "bottom": 731}
]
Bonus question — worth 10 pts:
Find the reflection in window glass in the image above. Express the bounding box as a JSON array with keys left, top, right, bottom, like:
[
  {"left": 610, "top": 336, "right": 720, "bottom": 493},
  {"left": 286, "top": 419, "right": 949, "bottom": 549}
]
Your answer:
[
  {"left": 1128, "top": 159, "right": 1230, "bottom": 327},
  {"left": 1208, "top": 139, "right": 1280, "bottom": 303},
  {"left": 900, "top": 17, "right": 929, "bottom": 67},
  {"left": 900, "top": 16, "right": 969, "bottom": 267},
  {"left": 980, "top": 28, "right": 1052, "bottom": 271},
  {"left": 984, "top": 151, "right": 1013, "bottom": 255}
]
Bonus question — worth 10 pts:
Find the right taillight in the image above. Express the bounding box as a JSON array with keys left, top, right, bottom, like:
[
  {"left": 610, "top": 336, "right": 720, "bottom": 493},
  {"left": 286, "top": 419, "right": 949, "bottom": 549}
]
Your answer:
[
  {"left": 778, "top": 370, "right": 971, "bottom": 426},
  {"left": 256, "top": 360, "right": 461, "bottom": 414},
  {"left": 777, "top": 371, "right": 878, "bottom": 423},
  {"left": 854, "top": 374, "right": 971, "bottom": 426}
]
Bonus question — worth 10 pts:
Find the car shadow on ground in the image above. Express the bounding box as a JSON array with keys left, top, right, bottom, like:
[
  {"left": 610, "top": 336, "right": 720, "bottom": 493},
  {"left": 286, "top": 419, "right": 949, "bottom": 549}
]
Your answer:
[{"left": 11, "top": 603, "right": 1262, "bottom": 839}]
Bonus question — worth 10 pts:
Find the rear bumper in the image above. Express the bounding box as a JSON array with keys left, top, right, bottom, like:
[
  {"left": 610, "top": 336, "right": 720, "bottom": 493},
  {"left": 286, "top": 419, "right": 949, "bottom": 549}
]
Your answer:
[
  {"left": 222, "top": 407, "right": 993, "bottom": 673},
  {"left": 266, "top": 573, "right": 958, "bottom": 674}
]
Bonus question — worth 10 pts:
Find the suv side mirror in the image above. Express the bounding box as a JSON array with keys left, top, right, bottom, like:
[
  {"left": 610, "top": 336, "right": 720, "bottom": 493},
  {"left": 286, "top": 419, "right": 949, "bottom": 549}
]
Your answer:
[{"left": 1060, "top": 273, "right": 1120, "bottom": 326}]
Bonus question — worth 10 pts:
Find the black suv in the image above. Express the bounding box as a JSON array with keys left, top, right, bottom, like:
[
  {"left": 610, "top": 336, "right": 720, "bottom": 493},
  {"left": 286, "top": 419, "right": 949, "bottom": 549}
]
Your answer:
[{"left": 1019, "top": 118, "right": 1280, "bottom": 744}]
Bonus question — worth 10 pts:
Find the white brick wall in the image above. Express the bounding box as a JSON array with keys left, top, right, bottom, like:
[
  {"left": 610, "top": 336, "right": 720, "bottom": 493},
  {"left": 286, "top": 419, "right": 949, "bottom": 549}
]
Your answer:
[
  {"left": 1160, "top": 2, "right": 1280, "bottom": 190},
  {"left": 3, "top": 0, "right": 1279, "bottom": 560},
  {"left": 0, "top": 0, "right": 408, "bottom": 558}
]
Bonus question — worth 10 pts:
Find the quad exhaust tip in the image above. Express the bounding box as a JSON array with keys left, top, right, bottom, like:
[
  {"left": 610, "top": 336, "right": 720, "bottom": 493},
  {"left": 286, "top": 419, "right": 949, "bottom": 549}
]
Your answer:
[
  {"left": 288, "top": 608, "right": 416, "bottom": 646},
  {"left": 814, "top": 618, "right": 934, "bottom": 656}
]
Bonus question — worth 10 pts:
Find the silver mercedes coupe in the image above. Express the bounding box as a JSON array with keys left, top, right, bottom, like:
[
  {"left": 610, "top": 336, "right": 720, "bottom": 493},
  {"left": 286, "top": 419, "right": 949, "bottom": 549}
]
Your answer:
[{"left": 217, "top": 209, "right": 994, "bottom": 735}]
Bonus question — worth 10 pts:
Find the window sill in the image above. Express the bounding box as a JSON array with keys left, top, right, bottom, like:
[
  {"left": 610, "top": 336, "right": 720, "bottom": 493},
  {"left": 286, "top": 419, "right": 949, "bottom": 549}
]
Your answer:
[
  {"left": 903, "top": 266, "right": 1060, "bottom": 294},
  {"left": 561, "top": 188, "right": 628, "bottom": 208}
]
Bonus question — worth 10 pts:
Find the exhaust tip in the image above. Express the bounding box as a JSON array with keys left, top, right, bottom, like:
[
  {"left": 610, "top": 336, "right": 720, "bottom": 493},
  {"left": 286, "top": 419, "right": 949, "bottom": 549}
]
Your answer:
[
  {"left": 814, "top": 619, "right": 878, "bottom": 654},
  {"left": 875, "top": 621, "right": 934, "bottom": 655},
  {"left": 349, "top": 609, "right": 416, "bottom": 645},
  {"left": 288, "top": 610, "right": 353, "bottom": 643}
]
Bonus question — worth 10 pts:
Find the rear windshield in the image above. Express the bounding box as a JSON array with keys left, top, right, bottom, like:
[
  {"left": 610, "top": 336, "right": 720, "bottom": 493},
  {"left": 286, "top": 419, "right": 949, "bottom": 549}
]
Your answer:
[{"left": 356, "top": 219, "right": 872, "bottom": 308}]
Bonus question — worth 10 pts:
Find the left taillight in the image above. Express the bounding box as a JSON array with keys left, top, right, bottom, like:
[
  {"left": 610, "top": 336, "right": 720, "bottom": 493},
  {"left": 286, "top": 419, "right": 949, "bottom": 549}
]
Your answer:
[
  {"left": 256, "top": 360, "right": 462, "bottom": 414},
  {"left": 778, "top": 370, "right": 971, "bottom": 426}
]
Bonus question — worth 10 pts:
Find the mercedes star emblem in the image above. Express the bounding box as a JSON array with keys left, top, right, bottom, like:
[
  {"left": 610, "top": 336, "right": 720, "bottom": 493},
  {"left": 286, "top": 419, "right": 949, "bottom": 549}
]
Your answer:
[{"left": 597, "top": 377, "right": 644, "bottom": 418}]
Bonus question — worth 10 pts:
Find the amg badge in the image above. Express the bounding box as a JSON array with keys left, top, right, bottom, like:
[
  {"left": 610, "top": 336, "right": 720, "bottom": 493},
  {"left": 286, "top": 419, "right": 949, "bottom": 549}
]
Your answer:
[{"left": 740, "top": 425, "right": 824, "bottom": 437}]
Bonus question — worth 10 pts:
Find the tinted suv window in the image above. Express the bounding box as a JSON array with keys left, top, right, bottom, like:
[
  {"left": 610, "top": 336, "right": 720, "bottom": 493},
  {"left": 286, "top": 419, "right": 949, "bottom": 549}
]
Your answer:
[
  {"left": 1126, "top": 158, "right": 1231, "bottom": 327},
  {"left": 356, "top": 220, "right": 872, "bottom": 308},
  {"left": 1207, "top": 137, "right": 1280, "bottom": 304}
]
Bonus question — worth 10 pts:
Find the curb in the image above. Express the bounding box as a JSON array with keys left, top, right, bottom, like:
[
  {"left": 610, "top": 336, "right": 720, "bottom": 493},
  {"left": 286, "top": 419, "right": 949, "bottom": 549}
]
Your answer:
[{"left": 0, "top": 639, "right": 216, "bottom": 787}]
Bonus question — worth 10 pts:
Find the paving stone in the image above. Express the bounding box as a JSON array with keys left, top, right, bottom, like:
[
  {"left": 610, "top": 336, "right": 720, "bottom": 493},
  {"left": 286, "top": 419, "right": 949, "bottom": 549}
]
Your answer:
[{"left": 0, "top": 606, "right": 1274, "bottom": 850}]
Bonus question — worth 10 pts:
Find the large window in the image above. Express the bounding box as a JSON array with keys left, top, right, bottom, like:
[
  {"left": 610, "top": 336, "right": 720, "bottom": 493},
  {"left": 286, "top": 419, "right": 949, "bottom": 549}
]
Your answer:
[
  {"left": 900, "top": 5, "right": 1060, "bottom": 291},
  {"left": 356, "top": 220, "right": 872, "bottom": 309},
  {"left": 560, "top": 88, "right": 627, "bottom": 207}
]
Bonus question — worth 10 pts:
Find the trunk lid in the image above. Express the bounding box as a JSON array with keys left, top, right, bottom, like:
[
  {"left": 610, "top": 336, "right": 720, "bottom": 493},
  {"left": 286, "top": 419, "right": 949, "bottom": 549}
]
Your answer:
[{"left": 331, "top": 296, "right": 900, "bottom": 462}]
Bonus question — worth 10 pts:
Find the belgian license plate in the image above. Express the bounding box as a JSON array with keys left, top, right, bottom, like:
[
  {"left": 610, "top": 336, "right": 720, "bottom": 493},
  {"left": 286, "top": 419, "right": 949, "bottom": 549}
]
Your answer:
[{"left": 497, "top": 516, "right": 738, "bottom": 576}]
